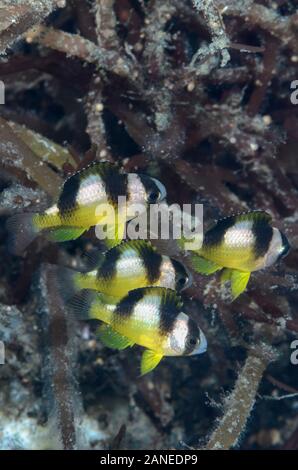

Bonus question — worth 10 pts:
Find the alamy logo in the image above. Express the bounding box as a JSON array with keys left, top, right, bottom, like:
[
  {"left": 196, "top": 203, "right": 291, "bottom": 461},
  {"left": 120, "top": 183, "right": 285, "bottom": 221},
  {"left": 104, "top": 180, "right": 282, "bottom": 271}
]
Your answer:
[
  {"left": 0, "top": 341, "right": 4, "bottom": 365},
  {"left": 94, "top": 200, "right": 204, "bottom": 250},
  {"left": 0, "top": 80, "right": 4, "bottom": 104},
  {"left": 290, "top": 340, "right": 298, "bottom": 365},
  {"left": 290, "top": 80, "right": 298, "bottom": 105}
]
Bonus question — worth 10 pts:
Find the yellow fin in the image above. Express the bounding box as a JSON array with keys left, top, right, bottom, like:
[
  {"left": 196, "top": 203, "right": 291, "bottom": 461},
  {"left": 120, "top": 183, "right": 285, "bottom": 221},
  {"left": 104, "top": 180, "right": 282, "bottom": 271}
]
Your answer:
[
  {"left": 140, "top": 350, "right": 163, "bottom": 376},
  {"left": 234, "top": 210, "right": 272, "bottom": 224},
  {"left": 97, "top": 324, "right": 134, "bottom": 350},
  {"left": 47, "top": 226, "right": 86, "bottom": 242},
  {"left": 220, "top": 268, "right": 232, "bottom": 283},
  {"left": 191, "top": 254, "right": 222, "bottom": 275},
  {"left": 230, "top": 270, "right": 251, "bottom": 299},
  {"left": 102, "top": 212, "right": 126, "bottom": 249}
]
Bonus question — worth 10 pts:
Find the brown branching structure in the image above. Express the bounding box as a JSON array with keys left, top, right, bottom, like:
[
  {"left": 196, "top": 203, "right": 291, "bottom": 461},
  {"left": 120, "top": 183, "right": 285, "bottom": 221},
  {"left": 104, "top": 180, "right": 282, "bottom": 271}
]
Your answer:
[{"left": 0, "top": 0, "right": 297, "bottom": 450}]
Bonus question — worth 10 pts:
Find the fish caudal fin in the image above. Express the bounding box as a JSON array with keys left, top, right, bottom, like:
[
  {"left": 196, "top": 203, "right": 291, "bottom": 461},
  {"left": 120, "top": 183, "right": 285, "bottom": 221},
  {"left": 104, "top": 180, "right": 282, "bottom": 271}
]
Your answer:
[
  {"left": 140, "top": 350, "right": 163, "bottom": 376},
  {"left": 44, "top": 263, "right": 82, "bottom": 303},
  {"left": 191, "top": 254, "right": 222, "bottom": 275},
  {"left": 69, "top": 290, "right": 112, "bottom": 323},
  {"left": 6, "top": 212, "right": 39, "bottom": 255},
  {"left": 221, "top": 269, "right": 250, "bottom": 300},
  {"left": 97, "top": 324, "right": 134, "bottom": 350},
  {"left": 68, "top": 289, "right": 97, "bottom": 321},
  {"left": 46, "top": 226, "right": 86, "bottom": 243}
]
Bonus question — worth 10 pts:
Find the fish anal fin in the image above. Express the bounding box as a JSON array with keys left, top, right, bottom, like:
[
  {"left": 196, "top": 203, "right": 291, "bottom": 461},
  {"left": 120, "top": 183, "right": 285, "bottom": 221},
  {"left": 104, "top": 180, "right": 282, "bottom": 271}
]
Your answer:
[
  {"left": 191, "top": 254, "right": 222, "bottom": 275},
  {"left": 97, "top": 324, "right": 134, "bottom": 350},
  {"left": 47, "top": 227, "right": 86, "bottom": 242},
  {"left": 140, "top": 350, "right": 163, "bottom": 376},
  {"left": 230, "top": 271, "right": 251, "bottom": 300}
]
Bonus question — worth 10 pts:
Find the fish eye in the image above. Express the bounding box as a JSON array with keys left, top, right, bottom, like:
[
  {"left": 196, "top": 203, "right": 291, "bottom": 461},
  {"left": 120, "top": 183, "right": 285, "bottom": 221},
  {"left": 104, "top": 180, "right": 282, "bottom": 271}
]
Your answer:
[
  {"left": 188, "top": 337, "right": 197, "bottom": 346},
  {"left": 147, "top": 189, "right": 160, "bottom": 203},
  {"left": 177, "top": 276, "right": 188, "bottom": 289}
]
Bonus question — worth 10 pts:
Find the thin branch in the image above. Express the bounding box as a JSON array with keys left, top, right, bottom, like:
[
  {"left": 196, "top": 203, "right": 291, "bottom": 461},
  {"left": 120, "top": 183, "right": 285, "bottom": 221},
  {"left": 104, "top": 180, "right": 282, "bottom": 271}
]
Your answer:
[
  {"left": 25, "top": 25, "right": 133, "bottom": 78},
  {"left": 0, "top": 0, "right": 64, "bottom": 55},
  {"left": 94, "top": 0, "right": 120, "bottom": 51},
  {"left": 203, "top": 344, "right": 278, "bottom": 450},
  {"left": 0, "top": 117, "right": 62, "bottom": 198}
]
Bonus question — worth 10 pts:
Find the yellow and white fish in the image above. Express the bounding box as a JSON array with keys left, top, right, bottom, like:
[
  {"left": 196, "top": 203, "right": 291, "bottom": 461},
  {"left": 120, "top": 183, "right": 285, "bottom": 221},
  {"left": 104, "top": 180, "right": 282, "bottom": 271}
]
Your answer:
[
  {"left": 55, "top": 240, "right": 192, "bottom": 300},
  {"left": 189, "top": 211, "right": 290, "bottom": 299},
  {"left": 6, "top": 161, "right": 166, "bottom": 254},
  {"left": 72, "top": 286, "right": 207, "bottom": 375}
]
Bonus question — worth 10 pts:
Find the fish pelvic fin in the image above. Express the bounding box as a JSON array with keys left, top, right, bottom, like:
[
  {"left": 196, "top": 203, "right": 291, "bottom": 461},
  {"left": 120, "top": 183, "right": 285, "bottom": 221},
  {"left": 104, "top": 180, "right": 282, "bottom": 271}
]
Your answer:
[
  {"left": 97, "top": 324, "right": 134, "bottom": 350},
  {"left": 230, "top": 270, "right": 251, "bottom": 300},
  {"left": 100, "top": 211, "right": 126, "bottom": 250},
  {"left": 140, "top": 350, "right": 163, "bottom": 376},
  {"left": 191, "top": 254, "right": 222, "bottom": 275},
  {"left": 6, "top": 212, "right": 40, "bottom": 255},
  {"left": 46, "top": 226, "right": 86, "bottom": 243}
]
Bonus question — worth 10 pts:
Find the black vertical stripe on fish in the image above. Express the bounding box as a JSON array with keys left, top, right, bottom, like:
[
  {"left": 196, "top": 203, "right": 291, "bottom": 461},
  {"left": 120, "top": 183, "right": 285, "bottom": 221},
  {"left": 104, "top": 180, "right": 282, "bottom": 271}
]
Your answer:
[
  {"left": 184, "top": 318, "right": 200, "bottom": 355},
  {"left": 252, "top": 220, "right": 273, "bottom": 258},
  {"left": 57, "top": 173, "right": 81, "bottom": 214},
  {"left": 279, "top": 231, "right": 290, "bottom": 259},
  {"left": 159, "top": 290, "right": 181, "bottom": 334},
  {"left": 115, "top": 288, "right": 146, "bottom": 318},
  {"left": 203, "top": 216, "right": 236, "bottom": 248},
  {"left": 171, "top": 259, "right": 188, "bottom": 289},
  {"left": 97, "top": 245, "right": 122, "bottom": 280},
  {"left": 100, "top": 165, "right": 128, "bottom": 205},
  {"left": 138, "top": 243, "right": 162, "bottom": 284},
  {"left": 138, "top": 175, "right": 161, "bottom": 203}
]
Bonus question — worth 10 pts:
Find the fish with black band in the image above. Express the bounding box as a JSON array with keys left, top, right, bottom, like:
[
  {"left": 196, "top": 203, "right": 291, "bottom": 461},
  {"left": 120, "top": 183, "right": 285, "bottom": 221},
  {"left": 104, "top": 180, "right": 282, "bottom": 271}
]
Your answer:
[
  {"left": 70, "top": 286, "right": 207, "bottom": 375},
  {"left": 188, "top": 211, "right": 290, "bottom": 299},
  {"left": 6, "top": 161, "right": 166, "bottom": 254},
  {"left": 52, "top": 240, "right": 192, "bottom": 301}
]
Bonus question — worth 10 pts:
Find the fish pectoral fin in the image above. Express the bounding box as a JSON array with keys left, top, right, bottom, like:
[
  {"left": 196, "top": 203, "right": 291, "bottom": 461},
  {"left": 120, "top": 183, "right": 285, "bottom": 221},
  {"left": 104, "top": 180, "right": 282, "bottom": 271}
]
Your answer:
[
  {"left": 230, "top": 271, "right": 251, "bottom": 300},
  {"left": 97, "top": 324, "right": 134, "bottom": 350},
  {"left": 102, "top": 214, "right": 126, "bottom": 250},
  {"left": 47, "top": 227, "right": 86, "bottom": 242},
  {"left": 191, "top": 254, "right": 222, "bottom": 275},
  {"left": 140, "top": 350, "right": 163, "bottom": 376}
]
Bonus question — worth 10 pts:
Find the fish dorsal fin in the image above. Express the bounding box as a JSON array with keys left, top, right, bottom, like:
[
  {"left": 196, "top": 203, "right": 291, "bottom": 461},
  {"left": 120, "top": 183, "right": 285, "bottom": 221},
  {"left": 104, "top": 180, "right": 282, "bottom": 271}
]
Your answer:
[
  {"left": 139, "top": 286, "right": 184, "bottom": 310},
  {"left": 58, "top": 161, "right": 126, "bottom": 211},
  {"left": 114, "top": 287, "right": 183, "bottom": 323},
  {"left": 116, "top": 240, "right": 163, "bottom": 284},
  {"left": 214, "top": 210, "right": 272, "bottom": 227},
  {"left": 140, "top": 350, "right": 163, "bottom": 375},
  {"left": 234, "top": 211, "right": 272, "bottom": 224},
  {"left": 116, "top": 239, "right": 155, "bottom": 254},
  {"left": 97, "top": 324, "right": 134, "bottom": 350},
  {"left": 64, "top": 161, "right": 122, "bottom": 184},
  {"left": 204, "top": 211, "right": 272, "bottom": 248}
]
